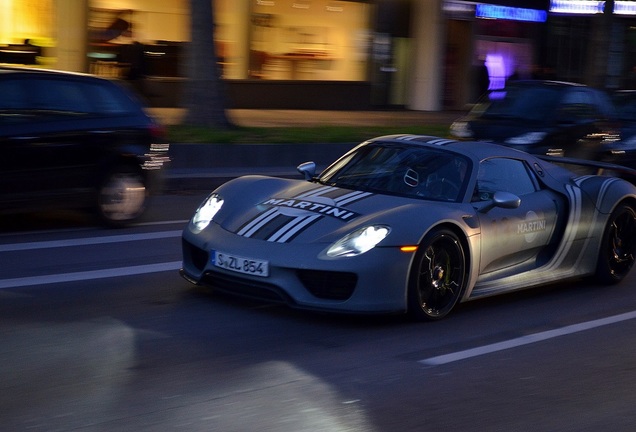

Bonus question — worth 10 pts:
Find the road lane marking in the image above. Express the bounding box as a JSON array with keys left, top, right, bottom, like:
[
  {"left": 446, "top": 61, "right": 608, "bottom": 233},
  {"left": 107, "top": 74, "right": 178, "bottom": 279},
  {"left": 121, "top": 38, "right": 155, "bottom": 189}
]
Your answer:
[
  {"left": 0, "top": 261, "right": 182, "bottom": 289},
  {"left": 135, "top": 219, "right": 189, "bottom": 227},
  {"left": 419, "top": 310, "right": 636, "bottom": 366},
  {"left": 0, "top": 230, "right": 182, "bottom": 252}
]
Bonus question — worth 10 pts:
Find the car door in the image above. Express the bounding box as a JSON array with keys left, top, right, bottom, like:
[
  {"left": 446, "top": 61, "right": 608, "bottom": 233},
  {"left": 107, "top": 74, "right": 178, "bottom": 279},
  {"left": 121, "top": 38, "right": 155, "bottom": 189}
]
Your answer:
[
  {"left": 1, "top": 75, "right": 109, "bottom": 208},
  {"left": 27, "top": 77, "right": 105, "bottom": 197},
  {"left": 0, "top": 75, "right": 52, "bottom": 206},
  {"left": 473, "top": 157, "right": 560, "bottom": 275}
]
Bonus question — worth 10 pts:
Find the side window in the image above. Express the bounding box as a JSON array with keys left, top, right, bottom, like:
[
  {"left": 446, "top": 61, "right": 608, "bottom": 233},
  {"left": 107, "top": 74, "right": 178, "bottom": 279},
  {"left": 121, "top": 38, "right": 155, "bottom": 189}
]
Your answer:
[
  {"left": 0, "top": 79, "right": 30, "bottom": 126},
  {"left": 0, "top": 79, "right": 27, "bottom": 109},
  {"left": 83, "top": 82, "right": 136, "bottom": 114},
  {"left": 474, "top": 158, "right": 537, "bottom": 201},
  {"left": 559, "top": 89, "right": 596, "bottom": 121},
  {"left": 31, "top": 78, "right": 93, "bottom": 113}
]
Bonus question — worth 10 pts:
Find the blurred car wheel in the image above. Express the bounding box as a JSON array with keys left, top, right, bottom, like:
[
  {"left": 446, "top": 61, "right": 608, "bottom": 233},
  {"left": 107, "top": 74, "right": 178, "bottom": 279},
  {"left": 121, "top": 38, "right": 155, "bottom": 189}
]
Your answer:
[
  {"left": 97, "top": 165, "right": 147, "bottom": 227},
  {"left": 596, "top": 203, "right": 636, "bottom": 284}
]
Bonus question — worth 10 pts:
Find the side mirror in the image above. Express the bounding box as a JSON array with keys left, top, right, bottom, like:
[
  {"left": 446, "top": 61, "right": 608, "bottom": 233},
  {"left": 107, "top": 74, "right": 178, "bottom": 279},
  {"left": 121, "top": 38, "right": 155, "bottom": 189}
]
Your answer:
[
  {"left": 477, "top": 191, "right": 521, "bottom": 213},
  {"left": 297, "top": 161, "right": 316, "bottom": 180},
  {"left": 493, "top": 191, "right": 521, "bottom": 209}
]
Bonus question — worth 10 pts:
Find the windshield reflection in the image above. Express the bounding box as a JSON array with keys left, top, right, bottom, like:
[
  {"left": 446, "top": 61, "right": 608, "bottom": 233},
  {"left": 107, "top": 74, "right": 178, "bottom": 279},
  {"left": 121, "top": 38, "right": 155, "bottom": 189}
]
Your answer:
[{"left": 318, "top": 143, "right": 470, "bottom": 203}]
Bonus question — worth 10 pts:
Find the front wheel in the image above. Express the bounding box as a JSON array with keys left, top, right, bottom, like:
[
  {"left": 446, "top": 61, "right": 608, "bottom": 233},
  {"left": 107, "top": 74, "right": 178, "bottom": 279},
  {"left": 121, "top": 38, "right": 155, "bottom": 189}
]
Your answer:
[
  {"left": 97, "top": 166, "right": 147, "bottom": 227},
  {"left": 596, "top": 203, "right": 636, "bottom": 284},
  {"left": 408, "top": 229, "right": 467, "bottom": 321}
]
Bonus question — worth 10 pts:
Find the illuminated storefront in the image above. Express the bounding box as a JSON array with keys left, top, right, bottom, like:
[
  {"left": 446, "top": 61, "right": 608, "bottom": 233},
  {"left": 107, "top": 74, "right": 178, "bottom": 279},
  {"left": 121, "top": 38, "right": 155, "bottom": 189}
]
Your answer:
[
  {"left": 5, "top": 1, "right": 636, "bottom": 110},
  {"left": 442, "top": 1, "right": 549, "bottom": 109},
  {"left": 0, "top": 0, "right": 444, "bottom": 109},
  {"left": 0, "top": 0, "right": 56, "bottom": 67},
  {"left": 548, "top": 0, "right": 636, "bottom": 89}
]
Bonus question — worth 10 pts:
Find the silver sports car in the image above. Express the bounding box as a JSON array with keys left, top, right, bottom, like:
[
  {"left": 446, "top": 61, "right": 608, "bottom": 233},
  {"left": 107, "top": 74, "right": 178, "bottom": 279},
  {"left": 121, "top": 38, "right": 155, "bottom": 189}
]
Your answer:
[{"left": 180, "top": 135, "right": 636, "bottom": 320}]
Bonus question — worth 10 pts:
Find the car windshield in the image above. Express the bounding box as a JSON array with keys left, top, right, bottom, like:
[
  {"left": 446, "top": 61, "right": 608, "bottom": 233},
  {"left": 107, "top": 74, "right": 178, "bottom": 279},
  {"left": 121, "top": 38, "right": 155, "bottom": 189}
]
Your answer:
[
  {"left": 318, "top": 143, "right": 471, "bottom": 202},
  {"left": 474, "top": 85, "right": 562, "bottom": 122}
]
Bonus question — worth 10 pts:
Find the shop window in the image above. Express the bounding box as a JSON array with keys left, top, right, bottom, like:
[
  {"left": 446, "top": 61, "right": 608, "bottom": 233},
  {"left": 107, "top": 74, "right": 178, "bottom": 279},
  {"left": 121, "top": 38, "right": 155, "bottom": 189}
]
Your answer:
[
  {"left": 0, "top": 0, "right": 55, "bottom": 67},
  {"left": 242, "top": 0, "right": 372, "bottom": 81},
  {"left": 83, "top": 1, "right": 370, "bottom": 83}
]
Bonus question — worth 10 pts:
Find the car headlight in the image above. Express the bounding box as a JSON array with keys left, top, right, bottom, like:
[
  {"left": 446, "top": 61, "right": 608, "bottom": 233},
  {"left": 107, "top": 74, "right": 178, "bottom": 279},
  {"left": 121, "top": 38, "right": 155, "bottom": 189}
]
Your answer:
[
  {"left": 326, "top": 225, "right": 390, "bottom": 258},
  {"left": 191, "top": 193, "right": 224, "bottom": 232},
  {"left": 450, "top": 121, "right": 473, "bottom": 139},
  {"left": 505, "top": 132, "right": 547, "bottom": 145}
]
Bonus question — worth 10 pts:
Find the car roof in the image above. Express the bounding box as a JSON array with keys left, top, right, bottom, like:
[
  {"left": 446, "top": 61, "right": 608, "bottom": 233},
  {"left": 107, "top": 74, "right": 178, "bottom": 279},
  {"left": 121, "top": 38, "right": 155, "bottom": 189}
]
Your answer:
[
  {"left": 0, "top": 66, "right": 102, "bottom": 81},
  {"left": 503, "top": 79, "right": 587, "bottom": 89},
  {"left": 365, "top": 134, "right": 531, "bottom": 161}
]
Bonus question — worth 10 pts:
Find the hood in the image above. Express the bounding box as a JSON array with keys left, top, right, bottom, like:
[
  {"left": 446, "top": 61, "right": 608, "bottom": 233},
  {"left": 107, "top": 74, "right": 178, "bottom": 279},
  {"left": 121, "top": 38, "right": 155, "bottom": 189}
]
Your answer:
[{"left": 212, "top": 175, "right": 468, "bottom": 246}]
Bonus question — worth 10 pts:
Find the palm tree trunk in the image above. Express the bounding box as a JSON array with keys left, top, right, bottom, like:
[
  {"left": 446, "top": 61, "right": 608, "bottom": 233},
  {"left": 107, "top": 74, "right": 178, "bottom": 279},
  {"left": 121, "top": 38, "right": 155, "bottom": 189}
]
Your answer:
[{"left": 183, "top": 0, "right": 233, "bottom": 128}]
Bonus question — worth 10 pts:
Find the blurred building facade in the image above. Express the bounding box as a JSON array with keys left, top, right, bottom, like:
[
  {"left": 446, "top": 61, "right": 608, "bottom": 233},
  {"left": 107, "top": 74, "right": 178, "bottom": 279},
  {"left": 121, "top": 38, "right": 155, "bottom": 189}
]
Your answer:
[{"left": 2, "top": 0, "right": 636, "bottom": 110}]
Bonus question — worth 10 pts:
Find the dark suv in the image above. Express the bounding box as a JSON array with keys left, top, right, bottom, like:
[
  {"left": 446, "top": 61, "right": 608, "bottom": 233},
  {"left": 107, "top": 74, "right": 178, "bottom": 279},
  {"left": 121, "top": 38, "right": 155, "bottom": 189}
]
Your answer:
[
  {"left": 450, "top": 80, "right": 621, "bottom": 164},
  {"left": 0, "top": 67, "right": 169, "bottom": 226}
]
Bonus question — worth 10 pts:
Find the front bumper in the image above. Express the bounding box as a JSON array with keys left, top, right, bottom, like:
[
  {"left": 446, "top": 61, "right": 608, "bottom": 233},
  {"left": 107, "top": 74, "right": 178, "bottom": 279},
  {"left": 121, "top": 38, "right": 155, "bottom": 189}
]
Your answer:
[{"left": 181, "top": 222, "right": 413, "bottom": 314}]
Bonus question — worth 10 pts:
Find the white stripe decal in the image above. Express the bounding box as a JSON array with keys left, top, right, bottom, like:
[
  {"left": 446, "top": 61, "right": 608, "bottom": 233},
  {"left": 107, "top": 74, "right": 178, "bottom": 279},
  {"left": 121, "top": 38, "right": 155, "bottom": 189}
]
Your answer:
[
  {"left": 428, "top": 139, "right": 455, "bottom": 146},
  {"left": 268, "top": 215, "right": 314, "bottom": 242},
  {"left": 238, "top": 208, "right": 279, "bottom": 237},
  {"left": 336, "top": 191, "right": 373, "bottom": 206},
  {"left": 238, "top": 185, "right": 334, "bottom": 238},
  {"left": 546, "top": 184, "right": 582, "bottom": 271},
  {"left": 297, "top": 185, "right": 338, "bottom": 198},
  {"left": 275, "top": 215, "right": 322, "bottom": 243},
  {"left": 239, "top": 186, "right": 374, "bottom": 242}
]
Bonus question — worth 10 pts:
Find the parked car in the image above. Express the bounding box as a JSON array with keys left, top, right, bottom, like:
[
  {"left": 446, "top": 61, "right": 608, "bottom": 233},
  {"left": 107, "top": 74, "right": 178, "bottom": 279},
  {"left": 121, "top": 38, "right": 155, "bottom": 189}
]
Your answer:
[
  {"left": 0, "top": 66, "right": 169, "bottom": 226},
  {"left": 180, "top": 135, "right": 636, "bottom": 320},
  {"left": 450, "top": 80, "right": 622, "bottom": 166}
]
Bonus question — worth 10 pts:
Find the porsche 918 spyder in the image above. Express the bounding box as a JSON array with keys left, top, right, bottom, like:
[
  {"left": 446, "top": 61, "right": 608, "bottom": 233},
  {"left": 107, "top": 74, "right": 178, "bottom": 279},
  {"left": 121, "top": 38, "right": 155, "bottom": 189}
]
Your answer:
[{"left": 180, "top": 135, "right": 636, "bottom": 320}]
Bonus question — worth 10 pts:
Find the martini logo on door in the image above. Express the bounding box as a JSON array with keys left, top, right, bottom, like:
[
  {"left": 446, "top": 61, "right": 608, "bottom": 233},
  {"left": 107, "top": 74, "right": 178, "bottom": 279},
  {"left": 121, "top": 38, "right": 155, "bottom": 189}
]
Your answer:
[{"left": 517, "top": 210, "right": 546, "bottom": 243}]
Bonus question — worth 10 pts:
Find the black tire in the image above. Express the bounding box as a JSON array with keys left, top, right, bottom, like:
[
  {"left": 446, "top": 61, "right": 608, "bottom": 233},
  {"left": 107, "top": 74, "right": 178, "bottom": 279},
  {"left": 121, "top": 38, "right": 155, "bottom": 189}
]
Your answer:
[
  {"left": 596, "top": 203, "right": 636, "bottom": 284},
  {"left": 97, "top": 165, "right": 147, "bottom": 227},
  {"left": 408, "top": 228, "right": 466, "bottom": 321}
]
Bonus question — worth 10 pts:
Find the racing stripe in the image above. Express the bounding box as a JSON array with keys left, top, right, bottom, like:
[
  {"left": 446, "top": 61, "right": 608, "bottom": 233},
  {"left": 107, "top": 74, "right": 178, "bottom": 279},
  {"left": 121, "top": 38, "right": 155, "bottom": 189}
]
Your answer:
[
  {"left": 571, "top": 177, "right": 616, "bottom": 269},
  {"left": 546, "top": 183, "right": 582, "bottom": 271},
  {"left": 335, "top": 190, "right": 373, "bottom": 206},
  {"left": 427, "top": 138, "right": 457, "bottom": 146},
  {"left": 263, "top": 190, "right": 372, "bottom": 242},
  {"left": 271, "top": 215, "right": 322, "bottom": 243},
  {"left": 237, "top": 185, "right": 332, "bottom": 236},
  {"left": 238, "top": 208, "right": 280, "bottom": 237},
  {"left": 297, "top": 185, "right": 339, "bottom": 198},
  {"left": 237, "top": 185, "right": 373, "bottom": 242}
]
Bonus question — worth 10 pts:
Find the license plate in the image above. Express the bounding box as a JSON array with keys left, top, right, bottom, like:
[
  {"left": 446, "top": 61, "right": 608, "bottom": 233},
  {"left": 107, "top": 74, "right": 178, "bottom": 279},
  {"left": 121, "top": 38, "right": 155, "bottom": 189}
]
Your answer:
[{"left": 212, "top": 251, "right": 269, "bottom": 277}]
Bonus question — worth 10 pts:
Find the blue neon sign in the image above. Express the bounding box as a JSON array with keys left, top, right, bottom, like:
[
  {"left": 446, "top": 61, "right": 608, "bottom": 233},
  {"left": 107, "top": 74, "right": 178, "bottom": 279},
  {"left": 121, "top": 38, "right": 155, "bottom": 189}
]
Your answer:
[
  {"left": 549, "top": 1, "right": 604, "bottom": 14},
  {"left": 475, "top": 4, "right": 548, "bottom": 22}
]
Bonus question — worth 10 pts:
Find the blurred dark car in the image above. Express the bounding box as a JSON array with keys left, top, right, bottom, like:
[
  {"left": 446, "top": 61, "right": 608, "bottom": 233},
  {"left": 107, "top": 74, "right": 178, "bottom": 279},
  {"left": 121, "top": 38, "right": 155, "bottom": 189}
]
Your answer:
[
  {"left": 450, "top": 80, "right": 623, "bottom": 166},
  {"left": 0, "top": 67, "right": 169, "bottom": 226},
  {"left": 603, "top": 89, "right": 636, "bottom": 170},
  {"left": 613, "top": 90, "right": 636, "bottom": 138}
]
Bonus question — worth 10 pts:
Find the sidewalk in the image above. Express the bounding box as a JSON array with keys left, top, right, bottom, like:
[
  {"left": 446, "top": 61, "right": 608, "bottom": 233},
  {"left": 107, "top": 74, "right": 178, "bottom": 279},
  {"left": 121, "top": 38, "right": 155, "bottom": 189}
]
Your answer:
[
  {"left": 148, "top": 108, "right": 464, "bottom": 127},
  {"left": 152, "top": 108, "right": 465, "bottom": 191}
]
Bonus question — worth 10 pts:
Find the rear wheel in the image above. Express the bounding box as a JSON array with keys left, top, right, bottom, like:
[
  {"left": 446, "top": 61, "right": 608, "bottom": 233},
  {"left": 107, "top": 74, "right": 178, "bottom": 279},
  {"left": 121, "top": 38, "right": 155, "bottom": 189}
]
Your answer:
[
  {"left": 97, "top": 165, "right": 147, "bottom": 227},
  {"left": 408, "top": 229, "right": 466, "bottom": 321},
  {"left": 596, "top": 203, "right": 636, "bottom": 284}
]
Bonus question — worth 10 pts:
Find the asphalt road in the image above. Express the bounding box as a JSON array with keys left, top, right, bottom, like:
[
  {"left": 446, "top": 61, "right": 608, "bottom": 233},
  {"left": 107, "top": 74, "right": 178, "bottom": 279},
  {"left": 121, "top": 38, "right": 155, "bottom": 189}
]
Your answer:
[{"left": 2, "top": 191, "right": 636, "bottom": 431}]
